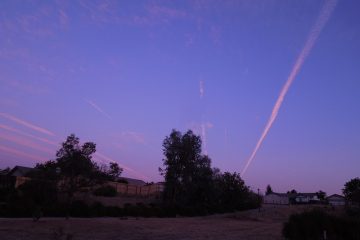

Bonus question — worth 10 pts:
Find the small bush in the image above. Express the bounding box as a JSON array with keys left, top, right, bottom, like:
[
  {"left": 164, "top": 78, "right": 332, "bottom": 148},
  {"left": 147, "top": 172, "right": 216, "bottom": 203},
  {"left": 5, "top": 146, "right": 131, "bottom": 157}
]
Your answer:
[{"left": 93, "top": 185, "right": 117, "bottom": 197}]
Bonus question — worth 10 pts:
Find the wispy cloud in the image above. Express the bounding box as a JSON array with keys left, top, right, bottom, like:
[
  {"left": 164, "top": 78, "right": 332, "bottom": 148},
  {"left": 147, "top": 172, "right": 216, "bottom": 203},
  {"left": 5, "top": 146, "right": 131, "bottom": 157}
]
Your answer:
[
  {"left": 85, "top": 100, "right": 112, "bottom": 120},
  {"left": 132, "top": 4, "right": 187, "bottom": 26},
  {"left": 241, "top": 0, "right": 338, "bottom": 176},
  {"left": 78, "top": 0, "right": 122, "bottom": 25},
  {"left": 0, "top": 112, "right": 55, "bottom": 136}
]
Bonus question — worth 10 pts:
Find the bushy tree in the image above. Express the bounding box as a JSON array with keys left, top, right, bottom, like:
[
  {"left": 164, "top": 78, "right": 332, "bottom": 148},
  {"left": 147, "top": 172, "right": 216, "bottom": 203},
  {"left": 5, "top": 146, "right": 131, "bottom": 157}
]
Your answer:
[
  {"left": 36, "top": 134, "right": 123, "bottom": 207},
  {"left": 343, "top": 177, "right": 360, "bottom": 204},
  {"left": 213, "top": 171, "right": 250, "bottom": 211}
]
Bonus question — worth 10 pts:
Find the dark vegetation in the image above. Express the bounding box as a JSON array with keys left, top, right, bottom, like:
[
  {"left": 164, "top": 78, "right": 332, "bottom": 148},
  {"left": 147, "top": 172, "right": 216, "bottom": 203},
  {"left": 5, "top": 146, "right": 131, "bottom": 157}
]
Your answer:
[
  {"left": 343, "top": 177, "right": 360, "bottom": 205},
  {"left": 283, "top": 178, "right": 360, "bottom": 239},
  {"left": 283, "top": 209, "right": 360, "bottom": 240},
  {"left": 0, "top": 130, "right": 260, "bottom": 218}
]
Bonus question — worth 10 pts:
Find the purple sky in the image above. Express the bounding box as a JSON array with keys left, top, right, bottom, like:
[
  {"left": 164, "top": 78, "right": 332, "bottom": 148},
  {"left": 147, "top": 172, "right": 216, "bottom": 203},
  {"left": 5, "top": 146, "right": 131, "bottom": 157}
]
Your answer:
[{"left": 0, "top": 0, "right": 359, "bottom": 195}]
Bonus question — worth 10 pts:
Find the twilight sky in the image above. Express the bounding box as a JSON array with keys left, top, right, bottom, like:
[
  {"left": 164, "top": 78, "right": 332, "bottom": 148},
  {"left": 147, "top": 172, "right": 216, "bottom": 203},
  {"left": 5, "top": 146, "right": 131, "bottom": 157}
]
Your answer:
[{"left": 0, "top": 0, "right": 359, "bottom": 195}]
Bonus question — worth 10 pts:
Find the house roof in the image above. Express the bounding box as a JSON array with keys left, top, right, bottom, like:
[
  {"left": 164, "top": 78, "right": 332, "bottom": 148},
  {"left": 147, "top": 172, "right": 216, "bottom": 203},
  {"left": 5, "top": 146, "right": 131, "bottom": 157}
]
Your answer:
[
  {"left": 0, "top": 168, "right": 10, "bottom": 175},
  {"left": 267, "top": 192, "right": 288, "bottom": 197},
  {"left": 8, "top": 166, "right": 35, "bottom": 177},
  {"left": 296, "top": 193, "right": 318, "bottom": 197},
  {"left": 119, "top": 177, "right": 146, "bottom": 186},
  {"left": 267, "top": 192, "right": 319, "bottom": 198},
  {"left": 327, "top": 194, "right": 345, "bottom": 199}
]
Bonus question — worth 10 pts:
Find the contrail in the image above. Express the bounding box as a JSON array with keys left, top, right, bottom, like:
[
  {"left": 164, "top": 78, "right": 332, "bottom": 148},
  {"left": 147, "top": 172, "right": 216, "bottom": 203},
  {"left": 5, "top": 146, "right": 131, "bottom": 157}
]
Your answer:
[
  {"left": 0, "top": 132, "right": 54, "bottom": 154},
  {"left": 86, "top": 99, "right": 112, "bottom": 120},
  {"left": 199, "top": 80, "right": 204, "bottom": 99},
  {"left": 0, "top": 112, "right": 55, "bottom": 136},
  {"left": 0, "top": 124, "right": 58, "bottom": 146},
  {"left": 241, "top": 0, "right": 337, "bottom": 176}
]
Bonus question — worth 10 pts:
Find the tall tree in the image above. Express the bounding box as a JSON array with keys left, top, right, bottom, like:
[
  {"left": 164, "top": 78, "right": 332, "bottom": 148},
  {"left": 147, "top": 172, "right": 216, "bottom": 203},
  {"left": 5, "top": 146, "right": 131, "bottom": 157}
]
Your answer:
[{"left": 159, "top": 129, "right": 213, "bottom": 207}]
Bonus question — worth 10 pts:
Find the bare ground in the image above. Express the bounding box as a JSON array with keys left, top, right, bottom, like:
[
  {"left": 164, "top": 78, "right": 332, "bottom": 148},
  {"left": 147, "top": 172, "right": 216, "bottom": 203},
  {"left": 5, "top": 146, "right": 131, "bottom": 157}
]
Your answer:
[{"left": 0, "top": 205, "right": 331, "bottom": 240}]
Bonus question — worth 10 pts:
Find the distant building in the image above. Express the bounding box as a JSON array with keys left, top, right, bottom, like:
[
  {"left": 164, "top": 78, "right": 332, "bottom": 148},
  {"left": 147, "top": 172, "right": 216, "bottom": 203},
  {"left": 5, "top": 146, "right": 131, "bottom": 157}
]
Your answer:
[
  {"left": 264, "top": 193, "right": 289, "bottom": 205},
  {"left": 327, "top": 194, "right": 346, "bottom": 206},
  {"left": 264, "top": 192, "right": 321, "bottom": 205},
  {"left": 118, "top": 177, "right": 146, "bottom": 186},
  {"left": 295, "top": 193, "right": 319, "bottom": 203}
]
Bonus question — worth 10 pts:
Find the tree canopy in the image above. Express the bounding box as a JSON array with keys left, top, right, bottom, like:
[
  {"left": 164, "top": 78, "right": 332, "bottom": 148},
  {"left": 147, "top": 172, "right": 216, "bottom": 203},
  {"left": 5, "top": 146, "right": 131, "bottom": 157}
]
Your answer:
[
  {"left": 343, "top": 177, "right": 360, "bottom": 204},
  {"left": 34, "top": 134, "right": 123, "bottom": 204}
]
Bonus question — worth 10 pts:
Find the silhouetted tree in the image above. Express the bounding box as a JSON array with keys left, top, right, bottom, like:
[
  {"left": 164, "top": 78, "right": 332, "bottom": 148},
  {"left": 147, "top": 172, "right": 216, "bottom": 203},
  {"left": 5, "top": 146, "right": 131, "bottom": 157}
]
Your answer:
[
  {"left": 266, "top": 184, "right": 273, "bottom": 195},
  {"left": 159, "top": 129, "right": 214, "bottom": 208},
  {"left": 36, "top": 134, "right": 123, "bottom": 211},
  {"left": 343, "top": 177, "right": 360, "bottom": 204},
  {"left": 316, "top": 190, "right": 326, "bottom": 201},
  {"left": 106, "top": 162, "right": 123, "bottom": 181}
]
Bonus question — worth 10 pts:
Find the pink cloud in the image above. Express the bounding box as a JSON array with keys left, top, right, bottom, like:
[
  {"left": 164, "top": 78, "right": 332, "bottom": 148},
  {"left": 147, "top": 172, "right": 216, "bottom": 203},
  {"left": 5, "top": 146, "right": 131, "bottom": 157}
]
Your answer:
[{"left": 0, "top": 112, "right": 55, "bottom": 136}]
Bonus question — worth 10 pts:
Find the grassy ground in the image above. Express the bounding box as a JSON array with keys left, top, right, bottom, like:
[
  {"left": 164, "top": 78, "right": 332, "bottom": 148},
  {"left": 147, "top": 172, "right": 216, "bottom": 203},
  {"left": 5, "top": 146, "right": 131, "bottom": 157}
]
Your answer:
[{"left": 0, "top": 205, "right": 335, "bottom": 240}]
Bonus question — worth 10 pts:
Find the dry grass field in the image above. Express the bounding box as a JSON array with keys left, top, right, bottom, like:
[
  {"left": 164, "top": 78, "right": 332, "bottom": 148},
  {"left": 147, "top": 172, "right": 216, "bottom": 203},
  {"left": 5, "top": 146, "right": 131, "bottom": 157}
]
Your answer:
[{"left": 0, "top": 205, "right": 332, "bottom": 240}]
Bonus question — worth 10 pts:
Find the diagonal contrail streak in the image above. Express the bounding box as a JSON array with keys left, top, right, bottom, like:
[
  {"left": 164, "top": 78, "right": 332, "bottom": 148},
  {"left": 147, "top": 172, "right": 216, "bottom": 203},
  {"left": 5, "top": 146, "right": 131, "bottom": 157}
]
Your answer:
[
  {"left": 85, "top": 99, "right": 112, "bottom": 120},
  {"left": 241, "top": 0, "right": 337, "bottom": 176}
]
